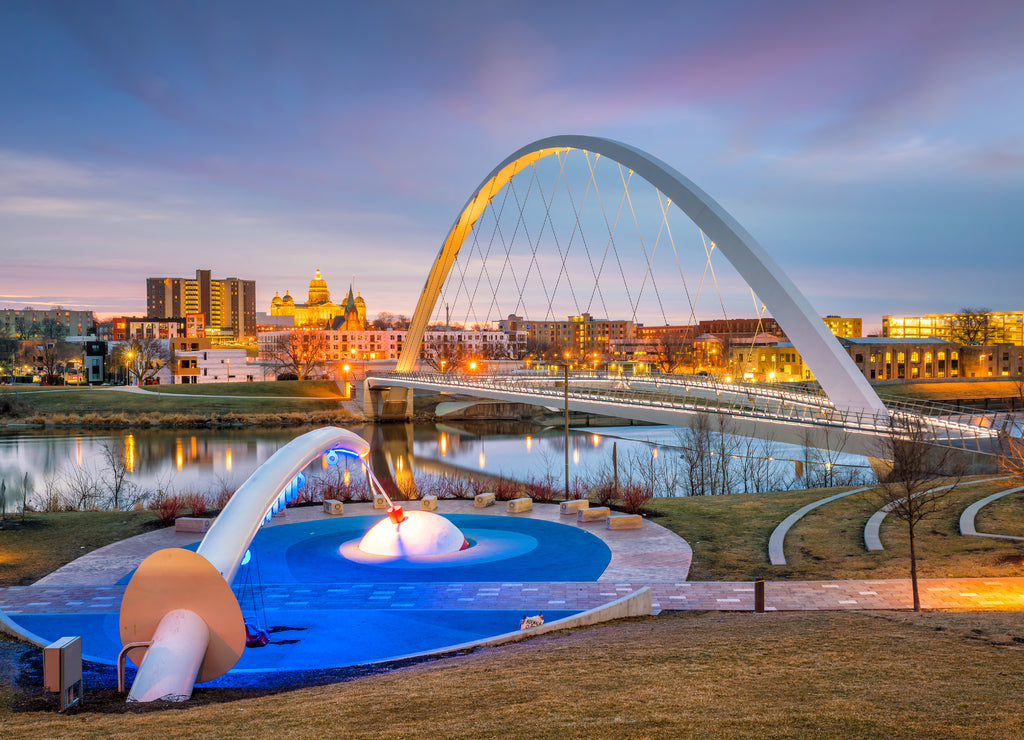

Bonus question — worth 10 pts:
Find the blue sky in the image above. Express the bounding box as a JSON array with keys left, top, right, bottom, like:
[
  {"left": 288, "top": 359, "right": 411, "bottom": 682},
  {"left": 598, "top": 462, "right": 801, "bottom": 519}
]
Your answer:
[{"left": 2, "top": 0, "right": 1022, "bottom": 333}]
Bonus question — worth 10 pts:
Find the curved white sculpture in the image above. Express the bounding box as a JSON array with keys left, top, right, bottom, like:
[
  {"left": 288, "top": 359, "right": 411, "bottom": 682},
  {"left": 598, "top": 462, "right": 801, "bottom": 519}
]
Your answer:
[
  {"left": 398, "top": 135, "right": 887, "bottom": 418},
  {"left": 122, "top": 426, "right": 376, "bottom": 702}
]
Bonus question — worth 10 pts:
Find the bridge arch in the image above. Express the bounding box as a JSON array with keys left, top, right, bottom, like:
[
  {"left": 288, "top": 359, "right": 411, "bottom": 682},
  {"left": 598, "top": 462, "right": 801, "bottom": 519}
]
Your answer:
[{"left": 399, "top": 135, "right": 886, "bottom": 417}]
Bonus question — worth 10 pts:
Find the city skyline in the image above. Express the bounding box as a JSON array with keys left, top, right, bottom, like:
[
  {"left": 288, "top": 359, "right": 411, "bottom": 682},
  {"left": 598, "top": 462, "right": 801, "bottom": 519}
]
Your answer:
[{"left": 2, "top": 1, "right": 1023, "bottom": 332}]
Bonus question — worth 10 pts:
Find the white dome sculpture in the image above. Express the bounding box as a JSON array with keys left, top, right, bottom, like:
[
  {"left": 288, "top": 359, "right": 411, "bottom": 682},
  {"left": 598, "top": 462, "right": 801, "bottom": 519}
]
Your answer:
[{"left": 358, "top": 510, "right": 468, "bottom": 557}]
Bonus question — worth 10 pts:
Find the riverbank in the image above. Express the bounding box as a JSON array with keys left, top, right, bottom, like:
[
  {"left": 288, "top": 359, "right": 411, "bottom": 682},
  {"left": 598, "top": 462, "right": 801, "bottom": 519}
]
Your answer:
[{"left": 0, "top": 381, "right": 365, "bottom": 429}]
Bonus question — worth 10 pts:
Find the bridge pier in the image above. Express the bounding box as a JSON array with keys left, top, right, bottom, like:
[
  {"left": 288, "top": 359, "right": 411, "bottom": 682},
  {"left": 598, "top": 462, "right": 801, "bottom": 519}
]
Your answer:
[{"left": 363, "top": 381, "right": 414, "bottom": 422}]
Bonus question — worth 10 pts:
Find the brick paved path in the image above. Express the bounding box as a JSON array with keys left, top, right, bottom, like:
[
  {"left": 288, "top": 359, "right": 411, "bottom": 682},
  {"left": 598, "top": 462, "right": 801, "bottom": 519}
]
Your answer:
[{"left": 2, "top": 502, "right": 1022, "bottom": 623}]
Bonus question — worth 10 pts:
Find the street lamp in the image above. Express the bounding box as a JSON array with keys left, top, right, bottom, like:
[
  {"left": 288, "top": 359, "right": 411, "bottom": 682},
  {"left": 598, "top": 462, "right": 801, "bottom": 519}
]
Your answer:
[{"left": 225, "top": 358, "right": 230, "bottom": 382}]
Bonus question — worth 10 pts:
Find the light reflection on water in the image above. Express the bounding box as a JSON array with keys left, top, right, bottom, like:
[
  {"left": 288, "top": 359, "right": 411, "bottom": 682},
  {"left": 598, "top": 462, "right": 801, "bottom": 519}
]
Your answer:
[{"left": 0, "top": 421, "right": 873, "bottom": 508}]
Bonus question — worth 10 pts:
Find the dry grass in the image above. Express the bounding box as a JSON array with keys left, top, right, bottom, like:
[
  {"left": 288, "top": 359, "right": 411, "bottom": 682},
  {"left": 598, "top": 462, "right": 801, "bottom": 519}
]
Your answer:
[
  {"left": 0, "top": 512, "right": 162, "bottom": 587},
  {"left": 3, "top": 611, "right": 1024, "bottom": 738},
  {"left": 874, "top": 380, "right": 1023, "bottom": 403},
  {"left": 0, "top": 382, "right": 348, "bottom": 420},
  {"left": 647, "top": 487, "right": 859, "bottom": 580},
  {"left": 649, "top": 479, "right": 1024, "bottom": 581}
]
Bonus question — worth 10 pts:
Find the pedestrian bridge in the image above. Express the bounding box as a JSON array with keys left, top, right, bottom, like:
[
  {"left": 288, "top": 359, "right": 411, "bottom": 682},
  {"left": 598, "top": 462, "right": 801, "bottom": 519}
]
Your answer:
[
  {"left": 364, "top": 370, "right": 1007, "bottom": 458},
  {"left": 363, "top": 134, "right": 1013, "bottom": 462}
]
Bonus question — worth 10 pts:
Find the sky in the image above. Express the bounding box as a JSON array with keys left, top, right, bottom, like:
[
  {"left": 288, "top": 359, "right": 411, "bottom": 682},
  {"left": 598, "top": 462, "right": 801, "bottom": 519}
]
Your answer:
[{"left": 2, "top": 0, "right": 1023, "bottom": 334}]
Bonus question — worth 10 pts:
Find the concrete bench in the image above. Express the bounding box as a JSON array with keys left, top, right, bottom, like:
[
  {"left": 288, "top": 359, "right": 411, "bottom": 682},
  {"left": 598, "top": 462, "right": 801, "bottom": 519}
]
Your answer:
[
  {"left": 507, "top": 497, "right": 532, "bottom": 513},
  {"left": 175, "top": 517, "right": 211, "bottom": 533},
  {"left": 323, "top": 499, "right": 344, "bottom": 515},
  {"left": 474, "top": 492, "right": 496, "bottom": 508},
  {"left": 373, "top": 494, "right": 388, "bottom": 509},
  {"left": 420, "top": 495, "right": 438, "bottom": 511},
  {"left": 607, "top": 514, "right": 643, "bottom": 530},
  {"left": 560, "top": 499, "right": 589, "bottom": 515},
  {"left": 577, "top": 506, "right": 611, "bottom": 523}
]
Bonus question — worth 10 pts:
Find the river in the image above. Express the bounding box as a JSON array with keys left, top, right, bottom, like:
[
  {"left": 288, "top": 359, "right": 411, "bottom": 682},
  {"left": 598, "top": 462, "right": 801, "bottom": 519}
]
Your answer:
[{"left": 0, "top": 421, "right": 873, "bottom": 510}]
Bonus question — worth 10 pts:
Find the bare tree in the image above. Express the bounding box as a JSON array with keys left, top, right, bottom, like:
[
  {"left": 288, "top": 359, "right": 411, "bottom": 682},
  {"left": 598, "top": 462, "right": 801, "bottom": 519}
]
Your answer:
[
  {"left": 266, "top": 332, "right": 330, "bottom": 379},
  {"left": 20, "top": 338, "right": 78, "bottom": 384},
  {"left": 998, "top": 432, "right": 1024, "bottom": 481},
  {"left": 653, "top": 333, "right": 690, "bottom": 374},
  {"left": 100, "top": 442, "right": 142, "bottom": 511},
  {"left": 110, "top": 337, "right": 169, "bottom": 385},
  {"left": 800, "top": 425, "right": 860, "bottom": 488},
  {"left": 874, "top": 416, "right": 966, "bottom": 611},
  {"left": 677, "top": 413, "right": 716, "bottom": 495},
  {"left": 949, "top": 307, "right": 992, "bottom": 344},
  {"left": 422, "top": 335, "right": 466, "bottom": 372}
]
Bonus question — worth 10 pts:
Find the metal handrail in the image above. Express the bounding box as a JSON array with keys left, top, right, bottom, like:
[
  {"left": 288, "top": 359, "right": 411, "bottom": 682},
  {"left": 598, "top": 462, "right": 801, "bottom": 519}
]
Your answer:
[
  {"left": 374, "top": 370, "right": 1005, "bottom": 451},
  {"left": 117, "top": 641, "right": 152, "bottom": 693}
]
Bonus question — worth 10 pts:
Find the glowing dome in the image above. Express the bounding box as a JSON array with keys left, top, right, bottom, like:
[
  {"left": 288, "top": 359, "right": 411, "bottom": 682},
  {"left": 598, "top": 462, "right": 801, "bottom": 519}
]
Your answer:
[
  {"left": 358, "top": 510, "right": 469, "bottom": 557},
  {"left": 308, "top": 267, "right": 330, "bottom": 305}
]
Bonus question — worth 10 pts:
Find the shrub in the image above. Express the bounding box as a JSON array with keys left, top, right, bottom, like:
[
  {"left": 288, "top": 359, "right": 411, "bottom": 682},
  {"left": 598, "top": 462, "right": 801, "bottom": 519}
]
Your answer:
[
  {"left": 589, "top": 480, "right": 619, "bottom": 507},
  {"left": 620, "top": 482, "right": 654, "bottom": 515},
  {"left": 149, "top": 493, "right": 183, "bottom": 524},
  {"left": 180, "top": 490, "right": 209, "bottom": 517}
]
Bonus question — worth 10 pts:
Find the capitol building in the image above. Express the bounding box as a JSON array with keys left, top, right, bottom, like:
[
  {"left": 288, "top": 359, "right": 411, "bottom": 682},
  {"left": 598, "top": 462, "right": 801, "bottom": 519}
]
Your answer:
[{"left": 269, "top": 267, "right": 367, "bottom": 329}]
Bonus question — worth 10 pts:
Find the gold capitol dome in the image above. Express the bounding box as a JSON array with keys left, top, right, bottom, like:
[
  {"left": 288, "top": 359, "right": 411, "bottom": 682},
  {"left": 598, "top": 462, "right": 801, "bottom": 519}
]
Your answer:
[
  {"left": 308, "top": 266, "right": 330, "bottom": 305},
  {"left": 270, "top": 266, "right": 367, "bottom": 329}
]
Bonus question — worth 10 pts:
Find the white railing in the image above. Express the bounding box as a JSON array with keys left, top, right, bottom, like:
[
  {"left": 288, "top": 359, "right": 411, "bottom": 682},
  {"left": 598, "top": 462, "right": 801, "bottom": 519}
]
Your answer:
[{"left": 373, "top": 371, "right": 1007, "bottom": 453}]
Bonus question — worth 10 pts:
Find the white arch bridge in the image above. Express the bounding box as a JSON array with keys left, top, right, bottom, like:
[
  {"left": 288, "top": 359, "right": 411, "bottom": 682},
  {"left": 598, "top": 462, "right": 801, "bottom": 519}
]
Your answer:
[{"left": 363, "top": 135, "right": 1009, "bottom": 458}]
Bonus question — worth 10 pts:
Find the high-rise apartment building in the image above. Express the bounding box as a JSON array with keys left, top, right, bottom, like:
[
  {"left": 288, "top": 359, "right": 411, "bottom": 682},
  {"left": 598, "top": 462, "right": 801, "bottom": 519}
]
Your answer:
[{"left": 147, "top": 269, "right": 256, "bottom": 342}]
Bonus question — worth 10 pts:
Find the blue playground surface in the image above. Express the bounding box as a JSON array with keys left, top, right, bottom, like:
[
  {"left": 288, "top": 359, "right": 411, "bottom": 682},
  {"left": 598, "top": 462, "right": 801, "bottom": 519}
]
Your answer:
[{"left": 13, "top": 513, "right": 610, "bottom": 681}]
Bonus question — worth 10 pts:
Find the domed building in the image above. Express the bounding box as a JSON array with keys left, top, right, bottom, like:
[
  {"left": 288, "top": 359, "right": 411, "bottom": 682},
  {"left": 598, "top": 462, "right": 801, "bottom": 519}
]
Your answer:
[{"left": 270, "top": 268, "right": 367, "bottom": 329}]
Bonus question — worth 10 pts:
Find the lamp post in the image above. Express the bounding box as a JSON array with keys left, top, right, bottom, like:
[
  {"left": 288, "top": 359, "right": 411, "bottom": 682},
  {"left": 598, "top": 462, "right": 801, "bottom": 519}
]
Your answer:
[
  {"left": 564, "top": 359, "right": 569, "bottom": 500},
  {"left": 225, "top": 358, "right": 230, "bottom": 382}
]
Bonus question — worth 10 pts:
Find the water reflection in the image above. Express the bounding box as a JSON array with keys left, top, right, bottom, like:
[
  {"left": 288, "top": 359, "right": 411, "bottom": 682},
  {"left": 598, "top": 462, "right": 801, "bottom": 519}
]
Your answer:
[{"left": 0, "top": 419, "right": 873, "bottom": 509}]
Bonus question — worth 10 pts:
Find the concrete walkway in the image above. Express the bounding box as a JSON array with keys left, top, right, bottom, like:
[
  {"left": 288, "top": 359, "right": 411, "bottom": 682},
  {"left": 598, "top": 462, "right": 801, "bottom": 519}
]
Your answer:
[
  {"left": 959, "top": 486, "right": 1024, "bottom": 541},
  {"left": 768, "top": 487, "right": 870, "bottom": 565},
  {"left": 864, "top": 476, "right": 1011, "bottom": 551},
  {"left": 1, "top": 500, "right": 1022, "bottom": 625}
]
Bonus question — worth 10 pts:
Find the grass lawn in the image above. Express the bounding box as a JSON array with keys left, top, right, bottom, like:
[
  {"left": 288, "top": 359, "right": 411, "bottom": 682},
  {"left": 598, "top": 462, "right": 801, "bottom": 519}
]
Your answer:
[
  {"left": 3, "top": 610, "right": 1023, "bottom": 738},
  {"left": 650, "top": 478, "right": 1024, "bottom": 581},
  {"left": 873, "top": 379, "right": 1023, "bottom": 403},
  {"left": 141, "top": 380, "right": 343, "bottom": 398},
  {"left": 0, "top": 380, "right": 348, "bottom": 416},
  {"left": 0, "top": 512, "right": 163, "bottom": 587}
]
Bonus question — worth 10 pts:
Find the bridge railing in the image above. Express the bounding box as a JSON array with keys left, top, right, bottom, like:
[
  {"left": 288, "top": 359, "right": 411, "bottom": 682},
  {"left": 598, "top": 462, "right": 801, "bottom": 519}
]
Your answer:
[{"left": 374, "top": 371, "right": 1006, "bottom": 452}]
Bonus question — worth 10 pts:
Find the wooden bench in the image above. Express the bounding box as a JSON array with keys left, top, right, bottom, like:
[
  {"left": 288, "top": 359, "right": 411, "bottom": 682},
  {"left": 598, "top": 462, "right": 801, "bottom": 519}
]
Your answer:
[
  {"left": 373, "top": 494, "right": 388, "bottom": 509},
  {"left": 474, "top": 492, "right": 496, "bottom": 508},
  {"left": 175, "top": 517, "right": 211, "bottom": 533},
  {"left": 323, "top": 500, "right": 344, "bottom": 515},
  {"left": 577, "top": 506, "right": 610, "bottom": 523},
  {"left": 507, "top": 497, "right": 532, "bottom": 513},
  {"left": 420, "top": 495, "right": 438, "bottom": 511},
  {"left": 560, "top": 499, "right": 589, "bottom": 515},
  {"left": 607, "top": 514, "right": 643, "bottom": 530}
]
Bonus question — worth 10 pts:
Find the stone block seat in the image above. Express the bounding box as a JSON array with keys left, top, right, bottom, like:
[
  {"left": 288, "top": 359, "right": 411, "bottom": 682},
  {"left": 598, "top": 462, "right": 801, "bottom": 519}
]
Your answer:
[
  {"left": 323, "top": 500, "right": 344, "bottom": 515},
  {"left": 607, "top": 514, "right": 643, "bottom": 530},
  {"left": 507, "top": 497, "right": 532, "bottom": 513},
  {"left": 175, "top": 517, "right": 211, "bottom": 534},
  {"left": 474, "top": 492, "right": 496, "bottom": 508},
  {"left": 420, "top": 495, "right": 438, "bottom": 511},
  {"left": 560, "top": 499, "right": 589, "bottom": 515},
  {"left": 577, "top": 506, "right": 610, "bottom": 523},
  {"left": 373, "top": 494, "right": 388, "bottom": 509}
]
